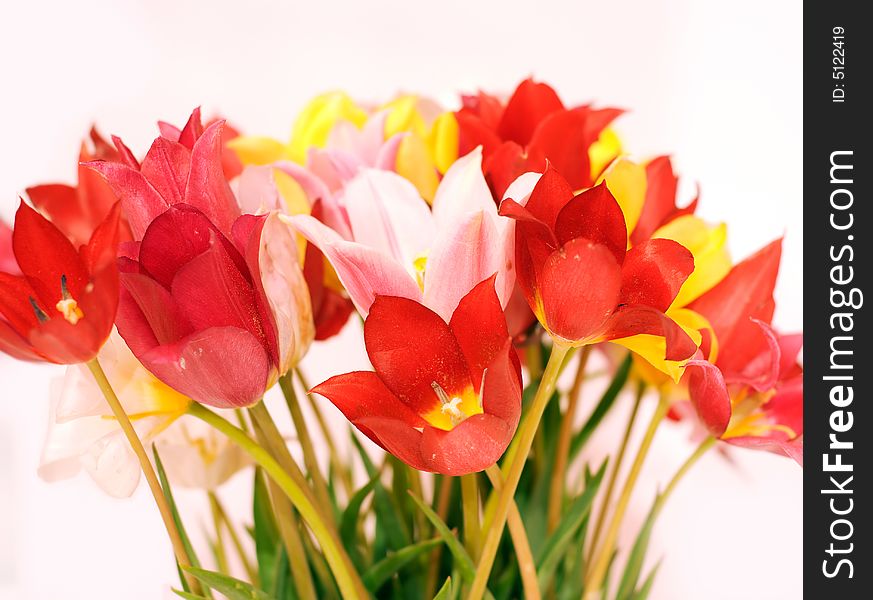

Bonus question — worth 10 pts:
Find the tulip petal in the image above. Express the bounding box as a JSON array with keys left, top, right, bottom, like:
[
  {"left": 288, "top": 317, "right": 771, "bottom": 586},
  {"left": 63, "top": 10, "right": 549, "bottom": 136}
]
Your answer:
[
  {"left": 0, "top": 219, "right": 17, "bottom": 274},
  {"left": 85, "top": 161, "right": 169, "bottom": 240},
  {"left": 140, "top": 137, "right": 192, "bottom": 205},
  {"left": 118, "top": 272, "right": 193, "bottom": 354},
  {"left": 344, "top": 169, "right": 434, "bottom": 267},
  {"left": 432, "top": 148, "right": 495, "bottom": 226},
  {"left": 685, "top": 359, "right": 732, "bottom": 436},
  {"left": 619, "top": 238, "right": 695, "bottom": 312},
  {"left": 539, "top": 238, "right": 622, "bottom": 342},
  {"left": 364, "top": 295, "right": 472, "bottom": 415},
  {"left": 555, "top": 182, "right": 627, "bottom": 265},
  {"left": 141, "top": 326, "right": 271, "bottom": 408},
  {"left": 448, "top": 275, "right": 510, "bottom": 388},
  {"left": 185, "top": 121, "right": 240, "bottom": 236},
  {"left": 602, "top": 305, "right": 698, "bottom": 362},
  {"left": 690, "top": 239, "right": 782, "bottom": 375},
  {"left": 283, "top": 214, "right": 421, "bottom": 316},
  {"left": 497, "top": 79, "right": 564, "bottom": 146},
  {"left": 11, "top": 202, "right": 88, "bottom": 310},
  {"left": 424, "top": 210, "right": 505, "bottom": 322},
  {"left": 420, "top": 413, "right": 512, "bottom": 475}
]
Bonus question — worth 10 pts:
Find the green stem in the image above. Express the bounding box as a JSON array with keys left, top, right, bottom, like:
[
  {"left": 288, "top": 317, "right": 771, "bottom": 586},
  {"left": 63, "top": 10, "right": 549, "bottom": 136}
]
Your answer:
[
  {"left": 425, "top": 476, "right": 454, "bottom": 597},
  {"left": 279, "top": 373, "right": 332, "bottom": 510},
  {"left": 468, "top": 343, "right": 571, "bottom": 600},
  {"left": 657, "top": 437, "right": 716, "bottom": 512},
  {"left": 546, "top": 346, "right": 592, "bottom": 533},
  {"left": 585, "top": 381, "right": 645, "bottom": 569},
  {"left": 210, "top": 491, "right": 259, "bottom": 586},
  {"left": 188, "top": 403, "right": 368, "bottom": 600},
  {"left": 248, "top": 408, "right": 318, "bottom": 600},
  {"left": 461, "top": 473, "right": 482, "bottom": 561},
  {"left": 207, "top": 492, "right": 230, "bottom": 575},
  {"left": 484, "top": 465, "right": 541, "bottom": 600},
  {"left": 86, "top": 359, "right": 200, "bottom": 594},
  {"left": 584, "top": 392, "right": 670, "bottom": 597}
]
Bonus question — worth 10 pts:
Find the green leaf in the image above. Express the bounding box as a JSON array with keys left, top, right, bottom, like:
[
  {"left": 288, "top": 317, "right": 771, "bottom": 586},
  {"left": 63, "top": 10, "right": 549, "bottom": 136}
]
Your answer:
[
  {"left": 362, "top": 537, "right": 442, "bottom": 591},
  {"left": 406, "top": 491, "right": 476, "bottom": 584},
  {"left": 252, "top": 469, "right": 281, "bottom": 593},
  {"left": 339, "top": 475, "right": 379, "bottom": 570},
  {"left": 569, "top": 354, "right": 632, "bottom": 460},
  {"left": 350, "top": 432, "right": 410, "bottom": 553},
  {"left": 615, "top": 494, "right": 661, "bottom": 600},
  {"left": 536, "top": 461, "right": 607, "bottom": 593},
  {"left": 183, "top": 566, "right": 275, "bottom": 600},
  {"left": 171, "top": 590, "right": 209, "bottom": 600},
  {"left": 432, "top": 576, "right": 453, "bottom": 600},
  {"left": 631, "top": 561, "right": 661, "bottom": 600},
  {"left": 153, "top": 446, "right": 211, "bottom": 598}
]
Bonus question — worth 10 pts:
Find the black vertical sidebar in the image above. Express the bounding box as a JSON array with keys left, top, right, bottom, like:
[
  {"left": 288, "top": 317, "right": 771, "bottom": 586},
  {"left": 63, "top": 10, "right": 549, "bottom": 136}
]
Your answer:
[{"left": 804, "top": 2, "right": 870, "bottom": 598}]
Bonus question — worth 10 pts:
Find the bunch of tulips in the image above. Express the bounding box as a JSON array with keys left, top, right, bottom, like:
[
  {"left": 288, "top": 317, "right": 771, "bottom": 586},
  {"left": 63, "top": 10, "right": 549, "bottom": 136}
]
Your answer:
[{"left": 0, "top": 79, "right": 802, "bottom": 600}]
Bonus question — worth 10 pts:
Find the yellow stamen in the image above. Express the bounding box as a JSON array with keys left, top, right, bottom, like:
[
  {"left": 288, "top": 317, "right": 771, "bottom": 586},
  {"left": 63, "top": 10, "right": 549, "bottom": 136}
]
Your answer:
[
  {"left": 56, "top": 297, "right": 84, "bottom": 324},
  {"left": 423, "top": 381, "right": 483, "bottom": 431}
]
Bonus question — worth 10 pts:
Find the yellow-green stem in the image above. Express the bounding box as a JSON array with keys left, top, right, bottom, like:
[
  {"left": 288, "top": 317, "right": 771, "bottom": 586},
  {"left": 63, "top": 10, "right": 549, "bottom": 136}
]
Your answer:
[
  {"left": 484, "top": 465, "right": 541, "bottom": 600},
  {"left": 86, "top": 359, "right": 200, "bottom": 594},
  {"left": 657, "top": 437, "right": 716, "bottom": 513},
  {"left": 249, "top": 410, "right": 318, "bottom": 600},
  {"left": 425, "top": 476, "right": 454, "bottom": 596},
  {"left": 461, "top": 473, "right": 482, "bottom": 561},
  {"left": 207, "top": 492, "right": 230, "bottom": 575},
  {"left": 189, "top": 403, "right": 368, "bottom": 600},
  {"left": 468, "top": 343, "right": 571, "bottom": 600},
  {"left": 279, "top": 373, "right": 332, "bottom": 509},
  {"left": 583, "top": 392, "right": 670, "bottom": 598},
  {"left": 546, "top": 346, "right": 592, "bottom": 532},
  {"left": 297, "top": 368, "right": 355, "bottom": 497},
  {"left": 585, "top": 381, "right": 645, "bottom": 568},
  {"left": 210, "top": 491, "right": 259, "bottom": 586}
]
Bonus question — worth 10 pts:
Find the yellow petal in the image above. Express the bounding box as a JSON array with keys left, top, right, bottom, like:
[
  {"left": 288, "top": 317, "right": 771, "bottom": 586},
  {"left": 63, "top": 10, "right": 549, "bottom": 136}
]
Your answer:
[
  {"left": 272, "top": 168, "right": 313, "bottom": 261},
  {"left": 653, "top": 215, "right": 731, "bottom": 308},
  {"left": 589, "top": 127, "right": 622, "bottom": 181},
  {"left": 613, "top": 307, "right": 706, "bottom": 383},
  {"left": 395, "top": 135, "right": 439, "bottom": 203},
  {"left": 289, "top": 91, "right": 368, "bottom": 163},
  {"left": 598, "top": 158, "right": 645, "bottom": 234},
  {"left": 382, "top": 95, "right": 428, "bottom": 139},
  {"left": 428, "top": 112, "right": 460, "bottom": 174},
  {"left": 226, "top": 136, "right": 288, "bottom": 166}
]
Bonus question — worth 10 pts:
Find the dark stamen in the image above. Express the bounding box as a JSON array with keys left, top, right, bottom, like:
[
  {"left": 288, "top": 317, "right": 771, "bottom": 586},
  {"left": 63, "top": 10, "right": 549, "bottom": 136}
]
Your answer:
[
  {"left": 30, "top": 297, "right": 49, "bottom": 323},
  {"left": 60, "top": 274, "right": 71, "bottom": 299}
]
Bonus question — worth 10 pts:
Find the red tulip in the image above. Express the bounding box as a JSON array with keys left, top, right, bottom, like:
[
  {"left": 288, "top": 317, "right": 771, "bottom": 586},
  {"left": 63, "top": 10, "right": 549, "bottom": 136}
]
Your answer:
[
  {"left": 456, "top": 79, "right": 622, "bottom": 197},
  {"left": 312, "top": 276, "right": 522, "bottom": 475},
  {"left": 499, "top": 167, "right": 697, "bottom": 361},
  {"left": 684, "top": 240, "right": 803, "bottom": 463},
  {"left": 26, "top": 127, "right": 133, "bottom": 248},
  {"left": 629, "top": 156, "right": 698, "bottom": 246},
  {"left": 89, "top": 110, "right": 314, "bottom": 408},
  {"left": 0, "top": 201, "right": 121, "bottom": 363}
]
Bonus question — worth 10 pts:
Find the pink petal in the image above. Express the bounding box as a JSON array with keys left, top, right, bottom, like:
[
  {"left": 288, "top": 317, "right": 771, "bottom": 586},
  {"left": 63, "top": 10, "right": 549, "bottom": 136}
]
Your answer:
[
  {"left": 184, "top": 121, "right": 240, "bottom": 236},
  {"left": 84, "top": 161, "right": 168, "bottom": 240},
  {"left": 283, "top": 214, "right": 421, "bottom": 316}
]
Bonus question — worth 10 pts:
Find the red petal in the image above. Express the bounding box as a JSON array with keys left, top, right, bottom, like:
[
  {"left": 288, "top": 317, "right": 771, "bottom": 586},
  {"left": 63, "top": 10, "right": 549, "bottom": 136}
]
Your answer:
[
  {"left": 80, "top": 202, "right": 123, "bottom": 275},
  {"left": 448, "top": 275, "right": 510, "bottom": 389},
  {"left": 554, "top": 182, "right": 627, "bottom": 265},
  {"left": 497, "top": 79, "right": 564, "bottom": 146},
  {"left": 0, "top": 220, "right": 19, "bottom": 275},
  {"left": 355, "top": 416, "right": 430, "bottom": 472},
  {"left": 170, "top": 234, "right": 267, "bottom": 353},
  {"left": 85, "top": 160, "right": 169, "bottom": 240},
  {"left": 483, "top": 141, "right": 544, "bottom": 199},
  {"left": 118, "top": 271, "right": 194, "bottom": 355},
  {"left": 314, "top": 289, "right": 355, "bottom": 341},
  {"left": 26, "top": 184, "right": 93, "bottom": 247},
  {"left": 528, "top": 107, "right": 620, "bottom": 189},
  {"left": 602, "top": 305, "right": 698, "bottom": 361},
  {"left": 523, "top": 166, "right": 574, "bottom": 232},
  {"left": 184, "top": 121, "right": 240, "bottom": 236},
  {"left": 178, "top": 107, "right": 204, "bottom": 149},
  {"left": 11, "top": 202, "right": 88, "bottom": 310},
  {"left": 539, "top": 238, "right": 621, "bottom": 342},
  {"left": 140, "top": 137, "right": 192, "bottom": 205},
  {"left": 312, "top": 371, "right": 427, "bottom": 451},
  {"left": 0, "top": 318, "right": 42, "bottom": 361},
  {"left": 631, "top": 156, "right": 679, "bottom": 244},
  {"left": 619, "top": 238, "right": 694, "bottom": 311},
  {"left": 684, "top": 359, "right": 731, "bottom": 436},
  {"left": 690, "top": 239, "right": 782, "bottom": 375},
  {"left": 364, "top": 295, "right": 473, "bottom": 415},
  {"left": 0, "top": 272, "right": 40, "bottom": 334},
  {"left": 420, "top": 413, "right": 513, "bottom": 475},
  {"left": 456, "top": 111, "right": 503, "bottom": 158},
  {"left": 479, "top": 339, "right": 523, "bottom": 427},
  {"left": 140, "top": 326, "right": 271, "bottom": 408}
]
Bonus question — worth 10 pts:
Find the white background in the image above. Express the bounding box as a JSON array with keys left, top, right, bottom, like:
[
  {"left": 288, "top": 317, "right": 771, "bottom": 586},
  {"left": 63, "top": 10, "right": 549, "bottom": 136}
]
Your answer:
[{"left": 1, "top": 1, "right": 802, "bottom": 598}]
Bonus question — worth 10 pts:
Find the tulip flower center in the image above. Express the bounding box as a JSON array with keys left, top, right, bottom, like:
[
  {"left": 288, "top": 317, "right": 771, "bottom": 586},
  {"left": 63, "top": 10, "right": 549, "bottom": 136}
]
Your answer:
[
  {"left": 423, "top": 381, "right": 483, "bottom": 431},
  {"left": 55, "top": 275, "right": 84, "bottom": 325}
]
